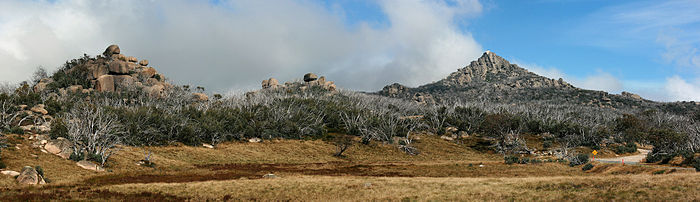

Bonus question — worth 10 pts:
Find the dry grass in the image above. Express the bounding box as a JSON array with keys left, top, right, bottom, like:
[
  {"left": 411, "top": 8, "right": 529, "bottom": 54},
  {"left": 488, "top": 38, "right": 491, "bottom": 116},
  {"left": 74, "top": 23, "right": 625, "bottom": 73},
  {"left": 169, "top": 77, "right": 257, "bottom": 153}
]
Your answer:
[
  {"left": 103, "top": 173, "right": 700, "bottom": 201},
  {"left": 0, "top": 134, "right": 698, "bottom": 201}
]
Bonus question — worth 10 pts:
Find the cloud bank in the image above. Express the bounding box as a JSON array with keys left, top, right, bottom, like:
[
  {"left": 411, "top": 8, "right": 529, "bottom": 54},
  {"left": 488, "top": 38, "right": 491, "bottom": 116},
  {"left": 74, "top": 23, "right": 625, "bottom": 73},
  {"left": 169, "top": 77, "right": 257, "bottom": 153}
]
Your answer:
[
  {"left": 515, "top": 61, "right": 623, "bottom": 94},
  {"left": 0, "top": 0, "right": 484, "bottom": 93},
  {"left": 573, "top": 0, "right": 700, "bottom": 101}
]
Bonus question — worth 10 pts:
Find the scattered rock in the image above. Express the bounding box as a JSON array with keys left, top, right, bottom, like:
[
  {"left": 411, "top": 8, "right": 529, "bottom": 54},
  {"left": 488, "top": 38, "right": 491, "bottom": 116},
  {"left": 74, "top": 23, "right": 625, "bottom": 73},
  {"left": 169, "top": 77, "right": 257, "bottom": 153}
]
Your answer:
[
  {"left": 248, "top": 138, "right": 262, "bottom": 143},
  {"left": 139, "top": 60, "right": 149, "bottom": 66},
  {"left": 191, "top": 93, "right": 209, "bottom": 102},
  {"left": 262, "top": 173, "right": 278, "bottom": 179},
  {"left": 440, "top": 135, "right": 454, "bottom": 141},
  {"left": 458, "top": 131, "right": 469, "bottom": 138},
  {"left": 144, "top": 84, "right": 165, "bottom": 98},
  {"left": 96, "top": 75, "right": 115, "bottom": 92},
  {"left": 30, "top": 104, "right": 48, "bottom": 115},
  {"left": 363, "top": 182, "right": 372, "bottom": 188},
  {"left": 261, "top": 78, "right": 280, "bottom": 89},
  {"left": 108, "top": 60, "right": 130, "bottom": 75},
  {"left": 16, "top": 166, "right": 46, "bottom": 185},
  {"left": 103, "top": 44, "right": 120, "bottom": 57},
  {"left": 33, "top": 78, "right": 53, "bottom": 93},
  {"left": 445, "top": 126, "right": 458, "bottom": 134},
  {"left": 76, "top": 161, "right": 104, "bottom": 172},
  {"left": 127, "top": 56, "right": 138, "bottom": 63},
  {"left": 1, "top": 170, "right": 20, "bottom": 177},
  {"left": 303, "top": 73, "right": 318, "bottom": 82},
  {"left": 139, "top": 67, "right": 157, "bottom": 79},
  {"left": 44, "top": 137, "right": 74, "bottom": 159},
  {"left": 67, "top": 85, "right": 83, "bottom": 94},
  {"left": 202, "top": 143, "right": 214, "bottom": 149}
]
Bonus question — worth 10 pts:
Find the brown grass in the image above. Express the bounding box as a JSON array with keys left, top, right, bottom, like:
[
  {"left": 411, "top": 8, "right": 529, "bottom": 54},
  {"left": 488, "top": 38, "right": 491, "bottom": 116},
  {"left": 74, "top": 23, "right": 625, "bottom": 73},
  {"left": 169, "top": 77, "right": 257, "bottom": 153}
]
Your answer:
[
  {"left": 102, "top": 173, "right": 700, "bottom": 201},
  {"left": 0, "top": 134, "right": 698, "bottom": 201}
]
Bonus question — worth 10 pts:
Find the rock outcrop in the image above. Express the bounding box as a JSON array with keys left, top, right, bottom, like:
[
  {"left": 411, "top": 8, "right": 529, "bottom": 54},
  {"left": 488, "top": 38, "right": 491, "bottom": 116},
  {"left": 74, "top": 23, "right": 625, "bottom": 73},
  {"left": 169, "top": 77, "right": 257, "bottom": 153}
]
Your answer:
[
  {"left": 16, "top": 166, "right": 46, "bottom": 185},
  {"left": 261, "top": 73, "right": 336, "bottom": 92},
  {"left": 621, "top": 91, "right": 642, "bottom": 100},
  {"left": 44, "top": 137, "right": 74, "bottom": 159},
  {"left": 377, "top": 51, "right": 652, "bottom": 109},
  {"left": 33, "top": 45, "right": 171, "bottom": 97},
  {"left": 303, "top": 73, "right": 318, "bottom": 82}
]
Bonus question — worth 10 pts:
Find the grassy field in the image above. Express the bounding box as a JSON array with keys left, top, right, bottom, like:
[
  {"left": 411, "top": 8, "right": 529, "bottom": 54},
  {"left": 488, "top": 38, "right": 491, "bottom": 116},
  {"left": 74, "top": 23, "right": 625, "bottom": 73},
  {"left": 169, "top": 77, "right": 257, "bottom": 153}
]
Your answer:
[{"left": 0, "top": 134, "right": 698, "bottom": 201}]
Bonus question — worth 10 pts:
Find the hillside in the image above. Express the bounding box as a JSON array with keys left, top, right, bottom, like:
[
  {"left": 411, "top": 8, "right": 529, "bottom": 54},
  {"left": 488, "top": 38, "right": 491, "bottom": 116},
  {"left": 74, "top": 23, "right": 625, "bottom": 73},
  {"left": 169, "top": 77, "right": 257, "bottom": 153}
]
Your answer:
[{"left": 378, "top": 51, "right": 700, "bottom": 116}]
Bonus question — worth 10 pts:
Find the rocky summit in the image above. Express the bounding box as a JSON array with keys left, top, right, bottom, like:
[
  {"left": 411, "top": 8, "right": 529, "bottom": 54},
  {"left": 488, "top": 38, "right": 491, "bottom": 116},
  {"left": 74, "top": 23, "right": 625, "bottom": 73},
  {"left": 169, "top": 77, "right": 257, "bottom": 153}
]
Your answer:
[
  {"left": 378, "top": 51, "right": 664, "bottom": 110},
  {"left": 33, "top": 45, "right": 172, "bottom": 98}
]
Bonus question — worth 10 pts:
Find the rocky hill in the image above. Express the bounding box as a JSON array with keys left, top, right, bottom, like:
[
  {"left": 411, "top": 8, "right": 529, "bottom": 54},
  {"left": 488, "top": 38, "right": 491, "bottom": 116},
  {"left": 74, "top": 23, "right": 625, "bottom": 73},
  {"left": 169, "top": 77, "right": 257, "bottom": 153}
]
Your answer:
[
  {"left": 33, "top": 45, "right": 174, "bottom": 98},
  {"left": 378, "top": 51, "right": 699, "bottom": 114}
]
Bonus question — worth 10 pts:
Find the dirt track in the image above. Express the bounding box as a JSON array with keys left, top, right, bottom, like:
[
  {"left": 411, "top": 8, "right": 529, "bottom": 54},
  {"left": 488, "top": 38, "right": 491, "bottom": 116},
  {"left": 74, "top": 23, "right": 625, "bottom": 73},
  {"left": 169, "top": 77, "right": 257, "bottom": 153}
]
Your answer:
[{"left": 596, "top": 149, "right": 650, "bottom": 164}]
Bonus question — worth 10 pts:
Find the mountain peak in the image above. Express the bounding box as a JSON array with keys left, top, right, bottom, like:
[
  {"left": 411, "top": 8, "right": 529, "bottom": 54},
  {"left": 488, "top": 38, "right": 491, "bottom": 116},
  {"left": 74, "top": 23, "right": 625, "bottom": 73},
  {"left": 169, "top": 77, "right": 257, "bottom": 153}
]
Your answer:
[{"left": 475, "top": 50, "right": 510, "bottom": 69}]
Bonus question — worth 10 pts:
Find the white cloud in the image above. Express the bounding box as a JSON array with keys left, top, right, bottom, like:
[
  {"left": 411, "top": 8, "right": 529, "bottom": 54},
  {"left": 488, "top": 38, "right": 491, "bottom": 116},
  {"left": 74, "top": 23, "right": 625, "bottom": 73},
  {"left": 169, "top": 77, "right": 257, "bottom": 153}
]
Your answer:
[
  {"left": 664, "top": 76, "right": 700, "bottom": 101},
  {"left": 515, "top": 61, "right": 623, "bottom": 93},
  {"left": 0, "top": 0, "right": 484, "bottom": 93}
]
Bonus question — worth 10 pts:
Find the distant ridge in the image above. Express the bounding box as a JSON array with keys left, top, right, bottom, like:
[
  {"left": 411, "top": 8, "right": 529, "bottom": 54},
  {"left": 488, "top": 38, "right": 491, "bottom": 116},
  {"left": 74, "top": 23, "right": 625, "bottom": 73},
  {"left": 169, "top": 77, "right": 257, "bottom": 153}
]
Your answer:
[{"left": 377, "top": 51, "right": 700, "bottom": 116}]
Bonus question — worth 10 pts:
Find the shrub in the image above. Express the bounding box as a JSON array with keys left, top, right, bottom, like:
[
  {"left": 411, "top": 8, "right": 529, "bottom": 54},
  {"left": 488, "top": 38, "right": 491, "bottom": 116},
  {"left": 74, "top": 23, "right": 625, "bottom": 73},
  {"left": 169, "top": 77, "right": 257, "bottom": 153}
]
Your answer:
[
  {"left": 569, "top": 154, "right": 589, "bottom": 167},
  {"left": 504, "top": 156, "right": 519, "bottom": 165},
  {"left": 69, "top": 152, "right": 84, "bottom": 162},
  {"left": 87, "top": 153, "right": 103, "bottom": 164},
  {"left": 519, "top": 157, "right": 530, "bottom": 164},
  {"left": 8, "top": 126, "right": 24, "bottom": 135},
  {"left": 542, "top": 140, "right": 552, "bottom": 149},
  {"left": 613, "top": 142, "right": 637, "bottom": 154},
  {"left": 582, "top": 163, "right": 594, "bottom": 171},
  {"left": 653, "top": 170, "right": 666, "bottom": 175},
  {"left": 49, "top": 118, "right": 69, "bottom": 139},
  {"left": 333, "top": 134, "right": 354, "bottom": 157},
  {"left": 693, "top": 157, "right": 700, "bottom": 172},
  {"left": 34, "top": 166, "right": 44, "bottom": 178},
  {"left": 0, "top": 161, "right": 5, "bottom": 169}
]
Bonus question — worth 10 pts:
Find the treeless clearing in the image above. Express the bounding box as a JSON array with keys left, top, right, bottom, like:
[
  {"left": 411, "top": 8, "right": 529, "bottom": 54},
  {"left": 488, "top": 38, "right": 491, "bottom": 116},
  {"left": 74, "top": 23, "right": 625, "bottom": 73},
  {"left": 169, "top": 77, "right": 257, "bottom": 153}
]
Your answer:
[
  {"left": 102, "top": 174, "right": 700, "bottom": 201},
  {"left": 0, "top": 134, "right": 698, "bottom": 201}
]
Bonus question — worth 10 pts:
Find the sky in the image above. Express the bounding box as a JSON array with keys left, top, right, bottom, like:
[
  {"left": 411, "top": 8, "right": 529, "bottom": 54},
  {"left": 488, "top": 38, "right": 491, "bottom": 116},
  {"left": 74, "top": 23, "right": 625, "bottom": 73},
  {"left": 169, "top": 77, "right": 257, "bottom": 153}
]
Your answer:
[{"left": 0, "top": 0, "right": 699, "bottom": 102}]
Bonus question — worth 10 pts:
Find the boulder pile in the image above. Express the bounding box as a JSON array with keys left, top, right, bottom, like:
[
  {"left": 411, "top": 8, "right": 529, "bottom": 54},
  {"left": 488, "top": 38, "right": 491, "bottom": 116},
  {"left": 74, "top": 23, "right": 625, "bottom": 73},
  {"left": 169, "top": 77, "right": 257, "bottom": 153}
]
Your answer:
[
  {"left": 261, "top": 73, "right": 337, "bottom": 92},
  {"left": 34, "top": 45, "right": 172, "bottom": 97},
  {"left": 16, "top": 104, "right": 52, "bottom": 134}
]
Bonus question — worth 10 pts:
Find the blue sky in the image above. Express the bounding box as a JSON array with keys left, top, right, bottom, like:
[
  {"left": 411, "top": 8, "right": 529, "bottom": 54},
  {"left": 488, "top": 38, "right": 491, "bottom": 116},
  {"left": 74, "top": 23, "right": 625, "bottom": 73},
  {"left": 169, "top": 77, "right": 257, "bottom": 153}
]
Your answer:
[
  {"left": 318, "top": 0, "right": 700, "bottom": 101},
  {"left": 1, "top": 0, "right": 699, "bottom": 101}
]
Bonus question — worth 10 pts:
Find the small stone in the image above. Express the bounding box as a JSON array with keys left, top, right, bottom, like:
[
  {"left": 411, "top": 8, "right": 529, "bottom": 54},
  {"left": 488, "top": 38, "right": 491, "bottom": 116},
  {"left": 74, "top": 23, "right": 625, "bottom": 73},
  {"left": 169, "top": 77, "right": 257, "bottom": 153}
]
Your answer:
[
  {"left": 1, "top": 170, "right": 20, "bottom": 177},
  {"left": 77, "top": 161, "right": 104, "bottom": 172},
  {"left": 248, "top": 138, "right": 262, "bottom": 143},
  {"left": 263, "top": 173, "right": 278, "bottom": 179},
  {"left": 202, "top": 143, "right": 214, "bottom": 149},
  {"left": 303, "top": 73, "right": 318, "bottom": 82}
]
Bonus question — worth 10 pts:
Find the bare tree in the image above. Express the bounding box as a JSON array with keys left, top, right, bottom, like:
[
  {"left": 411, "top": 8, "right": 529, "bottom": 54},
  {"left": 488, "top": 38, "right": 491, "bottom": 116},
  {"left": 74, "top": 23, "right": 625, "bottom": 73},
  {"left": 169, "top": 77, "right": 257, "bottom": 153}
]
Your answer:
[{"left": 63, "top": 103, "right": 124, "bottom": 167}]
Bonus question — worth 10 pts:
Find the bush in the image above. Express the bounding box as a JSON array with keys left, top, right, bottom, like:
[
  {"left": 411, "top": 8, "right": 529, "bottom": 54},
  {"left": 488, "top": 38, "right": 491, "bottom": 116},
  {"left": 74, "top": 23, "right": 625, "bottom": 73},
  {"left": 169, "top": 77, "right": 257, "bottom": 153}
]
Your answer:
[
  {"left": 542, "top": 140, "right": 552, "bottom": 149},
  {"left": 652, "top": 170, "right": 666, "bottom": 175},
  {"left": 693, "top": 157, "right": 700, "bottom": 172},
  {"left": 8, "top": 126, "right": 24, "bottom": 135},
  {"left": 569, "top": 154, "right": 589, "bottom": 167},
  {"left": 505, "top": 156, "right": 519, "bottom": 165},
  {"left": 49, "top": 118, "right": 69, "bottom": 139},
  {"left": 87, "top": 153, "right": 103, "bottom": 164},
  {"left": 34, "top": 166, "right": 44, "bottom": 178},
  {"left": 0, "top": 161, "right": 5, "bottom": 169},
  {"left": 582, "top": 163, "right": 594, "bottom": 171},
  {"left": 519, "top": 157, "right": 530, "bottom": 164},
  {"left": 613, "top": 142, "right": 637, "bottom": 154},
  {"left": 69, "top": 152, "right": 84, "bottom": 162}
]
